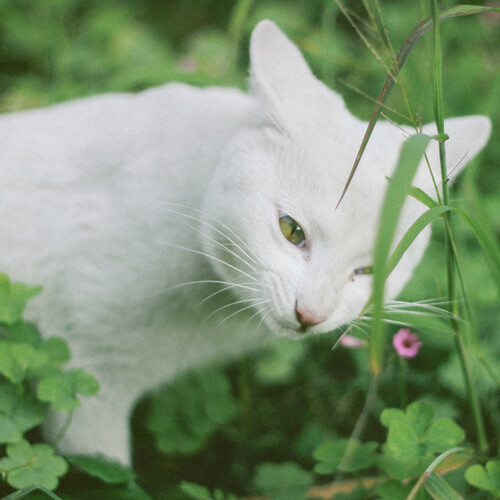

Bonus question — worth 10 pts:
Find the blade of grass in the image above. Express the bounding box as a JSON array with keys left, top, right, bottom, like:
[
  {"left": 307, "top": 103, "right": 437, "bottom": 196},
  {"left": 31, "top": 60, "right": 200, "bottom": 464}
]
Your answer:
[
  {"left": 405, "top": 447, "right": 473, "bottom": 500},
  {"left": 336, "top": 4, "right": 500, "bottom": 209},
  {"left": 408, "top": 185, "right": 439, "bottom": 208},
  {"left": 430, "top": 0, "right": 487, "bottom": 453},
  {"left": 1, "top": 486, "right": 63, "bottom": 500},
  {"left": 425, "top": 472, "right": 465, "bottom": 500},
  {"left": 370, "top": 133, "right": 431, "bottom": 375},
  {"left": 386, "top": 205, "right": 451, "bottom": 276}
]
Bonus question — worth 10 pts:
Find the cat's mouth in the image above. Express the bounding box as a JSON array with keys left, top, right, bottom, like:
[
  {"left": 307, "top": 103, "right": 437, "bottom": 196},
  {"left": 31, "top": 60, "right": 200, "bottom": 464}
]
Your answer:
[{"left": 265, "top": 313, "right": 320, "bottom": 339}]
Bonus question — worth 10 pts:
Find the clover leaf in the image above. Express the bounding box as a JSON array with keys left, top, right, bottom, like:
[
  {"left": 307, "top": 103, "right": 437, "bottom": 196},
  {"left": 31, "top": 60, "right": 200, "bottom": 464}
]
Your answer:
[
  {"left": 0, "top": 382, "right": 46, "bottom": 444},
  {"left": 147, "top": 369, "right": 238, "bottom": 455},
  {"left": 313, "top": 438, "right": 378, "bottom": 474},
  {"left": 0, "top": 440, "right": 68, "bottom": 490},
  {"left": 37, "top": 368, "right": 99, "bottom": 411},
  {"left": 380, "top": 401, "right": 466, "bottom": 481},
  {"left": 0, "top": 274, "right": 42, "bottom": 326},
  {"left": 422, "top": 418, "right": 465, "bottom": 453},
  {"left": 465, "top": 460, "right": 500, "bottom": 497},
  {"left": 380, "top": 401, "right": 435, "bottom": 437},
  {"left": 0, "top": 342, "right": 48, "bottom": 383},
  {"left": 5, "top": 321, "right": 42, "bottom": 346},
  {"left": 252, "top": 462, "right": 313, "bottom": 500},
  {"left": 67, "top": 454, "right": 135, "bottom": 484}
]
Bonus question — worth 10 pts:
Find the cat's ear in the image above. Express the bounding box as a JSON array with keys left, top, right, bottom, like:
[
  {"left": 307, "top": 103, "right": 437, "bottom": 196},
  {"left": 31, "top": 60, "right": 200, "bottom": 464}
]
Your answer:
[
  {"left": 249, "top": 20, "right": 341, "bottom": 118},
  {"left": 420, "top": 115, "right": 491, "bottom": 185}
]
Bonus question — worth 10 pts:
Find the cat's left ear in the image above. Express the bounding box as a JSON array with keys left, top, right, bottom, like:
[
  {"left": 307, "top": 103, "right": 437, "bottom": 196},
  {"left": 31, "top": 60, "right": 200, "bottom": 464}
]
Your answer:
[
  {"left": 249, "top": 20, "right": 342, "bottom": 117},
  {"left": 420, "top": 115, "right": 491, "bottom": 185}
]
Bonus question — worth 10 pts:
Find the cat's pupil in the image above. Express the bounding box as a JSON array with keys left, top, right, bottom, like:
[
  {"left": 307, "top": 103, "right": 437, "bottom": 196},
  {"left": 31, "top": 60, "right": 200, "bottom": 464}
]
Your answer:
[{"left": 279, "top": 214, "right": 306, "bottom": 247}]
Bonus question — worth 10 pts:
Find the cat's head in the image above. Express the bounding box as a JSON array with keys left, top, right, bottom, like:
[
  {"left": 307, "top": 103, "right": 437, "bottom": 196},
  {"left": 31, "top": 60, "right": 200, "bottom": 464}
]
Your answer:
[{"left": 202, "top": 20, "right": 491, "bottom": 338}]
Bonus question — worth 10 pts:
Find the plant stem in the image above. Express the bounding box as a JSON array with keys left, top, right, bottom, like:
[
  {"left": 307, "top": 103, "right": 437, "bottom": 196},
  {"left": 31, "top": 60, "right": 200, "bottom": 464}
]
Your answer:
[{"left": 429, "top": 0, "right": 487, "bottom": 452}]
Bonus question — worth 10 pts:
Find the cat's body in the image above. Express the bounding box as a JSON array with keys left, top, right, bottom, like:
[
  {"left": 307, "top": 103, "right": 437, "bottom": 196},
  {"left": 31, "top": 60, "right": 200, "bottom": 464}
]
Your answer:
[{"left": 0, "top": 21, "right": 491, "bottom": 463}]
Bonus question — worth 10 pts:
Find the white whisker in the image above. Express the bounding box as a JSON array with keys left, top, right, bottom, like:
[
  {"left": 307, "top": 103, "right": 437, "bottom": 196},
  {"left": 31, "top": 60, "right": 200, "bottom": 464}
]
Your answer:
[
  {"left": 175, "top": 217, "right": 259, "bottom": 274},
  {"left": 163, "top": 203, "right": 260, "bottom": 267},
  {"left": 257, "top": 307, "right": 275, "bottom": 331},
  {"left": 199, "top": 281, "right": 263, "bottom": 305},
  {"left": 165, "top": 242, "right": 258, "bottom": 283},
  {"left": 166, "top": 279, "right": 258, "bottom": 293},
  {"left": 208, "top": 296, "right": 266, "bottom": 320},
  {"left": 218, "top": 299, "right": 272, "bottom": 327}
]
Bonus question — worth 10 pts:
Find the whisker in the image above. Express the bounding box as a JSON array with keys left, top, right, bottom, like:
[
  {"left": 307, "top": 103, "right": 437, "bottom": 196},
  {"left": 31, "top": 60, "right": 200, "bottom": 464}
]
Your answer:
[
  {"left": 199, "top": 281, "right": 264, "bottom": 305},
  {"left": 257, "top": 307, "right": 275, "bottom": 332},
  {"left": 176, "top": 217, "right": 259, "bottom": 275},
  {"left": 208, "top": 296, "right": 266, "bottom": 320},
  {"left": 163, "top": 203, "right": 260, "bottom": 267},
  {"left": 166, "top": 279, "right": 259, "bottom": 293},
  {"left": 165, "top": 243, "right": 258, "bottom": 283},
  {"left": 241, "top": 305, "right": 268, "bottom": 329},
  {"left": 218, "top": 299, "right": 272, "bottom": 327}
]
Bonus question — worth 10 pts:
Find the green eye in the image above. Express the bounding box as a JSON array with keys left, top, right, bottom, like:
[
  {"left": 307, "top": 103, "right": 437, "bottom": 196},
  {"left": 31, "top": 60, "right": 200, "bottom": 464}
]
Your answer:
[{"left": 279, "top": 214, "right": 306, "bottom": 247}]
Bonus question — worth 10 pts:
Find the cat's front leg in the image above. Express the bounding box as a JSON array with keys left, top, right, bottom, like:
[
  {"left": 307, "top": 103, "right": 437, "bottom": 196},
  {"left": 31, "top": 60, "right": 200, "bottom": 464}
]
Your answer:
[{"left": 43, "top": 383, "right": 136, "bottom": 465}]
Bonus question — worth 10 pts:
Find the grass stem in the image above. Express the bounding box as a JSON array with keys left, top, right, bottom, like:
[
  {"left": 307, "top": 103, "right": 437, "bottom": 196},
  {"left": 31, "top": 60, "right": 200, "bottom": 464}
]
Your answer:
[{"left": 430, "top": 0, "right": 487, "bottom": 453}]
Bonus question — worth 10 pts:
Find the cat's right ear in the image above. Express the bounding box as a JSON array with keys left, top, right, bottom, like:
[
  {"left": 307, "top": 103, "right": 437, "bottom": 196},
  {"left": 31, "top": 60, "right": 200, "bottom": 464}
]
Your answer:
[{"left": 249, "top": 20, "right": 337, "bottom": 121}]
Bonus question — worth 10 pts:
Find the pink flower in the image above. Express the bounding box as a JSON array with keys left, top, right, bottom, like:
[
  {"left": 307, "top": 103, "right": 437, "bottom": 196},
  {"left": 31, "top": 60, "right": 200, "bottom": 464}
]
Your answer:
[
  {"left": 340, "top": 334, "right": 367, "bottom": 348},
  {"left": 393, "top": 329, "right": 422, "bottom": 358}
]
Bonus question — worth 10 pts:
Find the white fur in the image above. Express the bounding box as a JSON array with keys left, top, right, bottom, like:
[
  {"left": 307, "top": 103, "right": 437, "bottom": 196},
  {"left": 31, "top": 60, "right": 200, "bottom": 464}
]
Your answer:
[{"left": 0, "top": 20, "right": 491, "bottom": 463}]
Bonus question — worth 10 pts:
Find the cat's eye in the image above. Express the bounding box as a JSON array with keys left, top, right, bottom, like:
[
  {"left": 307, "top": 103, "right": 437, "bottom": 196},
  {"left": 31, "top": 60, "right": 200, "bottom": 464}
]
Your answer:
[
  {"left": 279, "top": 214, "right": 306, "bottom": 247},
  {"left": 350, "top": 266, "right": 373, "bottom": 281}
]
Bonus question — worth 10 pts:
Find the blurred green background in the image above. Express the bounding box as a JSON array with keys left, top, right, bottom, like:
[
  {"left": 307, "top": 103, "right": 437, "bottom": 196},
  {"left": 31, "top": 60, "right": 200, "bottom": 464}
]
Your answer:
[{"left": 0, "top": 1, "right": 498, "bottom": 498}]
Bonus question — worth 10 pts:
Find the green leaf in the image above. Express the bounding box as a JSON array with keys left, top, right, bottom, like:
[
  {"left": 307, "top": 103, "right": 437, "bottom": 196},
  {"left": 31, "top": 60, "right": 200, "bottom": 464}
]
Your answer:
[
  {"left": 0, "top": 414, "right": 23, "bottom": 444},
  {"left": 313, "top": 440, "right": 345, "bottom": 474},
  {"left": 381, "top": 401, "right": 435, "bottom": 437},
  {"left": 67, "top": 454, "right": 135, "bottom": 484},
  {"left": 385, "top": 419, "right": 422, "bottom": 462},
  {"left": 39, "top": 337, "right": 71, "bottom": 365},
  {"left": 380, "top": 403, "right": 462, "bottom": 469},
  {"left": 254, "top": 340, "right": 306, "bottom": 385},
  {"left": 252, "top": 462, "right": 313, "bottom": 500},
  {"left": 0, "top": 342, "right": 49, "bottom": 383},
  {"left": 6, "top": 321, "right": 43, "bottom": 346},
  {"left": 422, "top": 418, "right": 465, "bottom": 453},
  {"left": 313, "top": 438, "right": 378, "bottom": 474},
  {"left": 181, "top": 482, "right": 212, "bottom": 500},
  {"left": 425, "top": 472, "right": 464, "bottom": 500},
  {"left": 375, "top": 480, "right": 410, "bottom": 500},
  {"left": 408, "top": 185, "right": 439, "bottom": 208},
  {"left": 465, "top": 460, "right": 500, "bottom": 496},
  {"left": 147, "top": 369, "right": 238, "bottom": 455},
  {"left": 0, "top": 440, "right": 68, "bottom": 490},
  {"left": 0, "top": 274, "right": 42, "bottom": 325},
  {"left": 370, "top": 134, "right": 432, "bottom": 374},
  {"left": 0, "top": 382, "right": 47, "bottom": 444},
  {"left": 386, "top": 205, "right": 453, "bottom": 278},
  {"left": 37, "top": 369, "right": 99, "bottom": 411}
]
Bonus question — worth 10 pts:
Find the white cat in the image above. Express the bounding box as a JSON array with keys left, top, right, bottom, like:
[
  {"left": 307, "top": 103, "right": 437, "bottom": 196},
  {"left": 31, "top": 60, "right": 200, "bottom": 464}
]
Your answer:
[{"left": 0, "top": 20, "right": 491, "bottom": 464}]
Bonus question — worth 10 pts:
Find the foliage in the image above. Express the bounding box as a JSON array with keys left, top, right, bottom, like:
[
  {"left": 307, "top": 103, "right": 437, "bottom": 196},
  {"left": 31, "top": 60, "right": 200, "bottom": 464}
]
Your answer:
[
  {"left": 312, "top": 401, "right": 469, "bottom": 497},
  {"left": 0, "top": 0, "right": 499, "bottom": 499},
  {"left": 0, "top": 274, "right": 96, "bottom": 493},
  {"left": 252, "top": 462, "right": 313, "bottom": 500},
  {"left": 146, "top": 369, "right": 238, "bottom": 455},
  {"left": 466, "top": 460, "right": 500, "bottom": 498}
]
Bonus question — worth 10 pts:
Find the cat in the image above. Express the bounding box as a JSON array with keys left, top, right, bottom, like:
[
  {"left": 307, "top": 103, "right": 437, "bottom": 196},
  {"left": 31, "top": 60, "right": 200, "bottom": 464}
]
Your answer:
[{"left": 0, "top": 20, "right": 491, "bottom": 464}]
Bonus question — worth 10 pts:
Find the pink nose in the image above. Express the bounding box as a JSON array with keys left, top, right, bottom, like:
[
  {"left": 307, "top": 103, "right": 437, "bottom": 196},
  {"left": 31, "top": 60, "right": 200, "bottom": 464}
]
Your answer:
[{"left": 295, "top": 306, "right": 326, "bottom": 330}]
